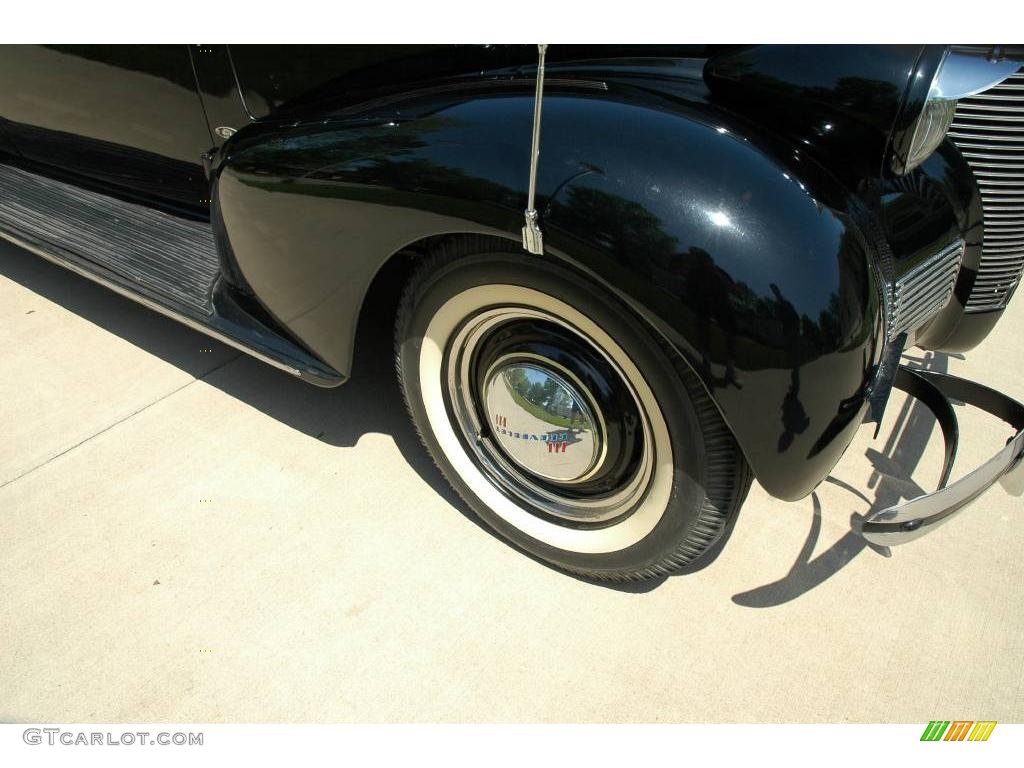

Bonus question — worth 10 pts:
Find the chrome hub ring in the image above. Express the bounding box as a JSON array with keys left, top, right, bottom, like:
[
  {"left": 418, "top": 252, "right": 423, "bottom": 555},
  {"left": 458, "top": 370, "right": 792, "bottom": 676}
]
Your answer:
[{"left": 444, "top": 305, "right": 656, "bottom": 524}]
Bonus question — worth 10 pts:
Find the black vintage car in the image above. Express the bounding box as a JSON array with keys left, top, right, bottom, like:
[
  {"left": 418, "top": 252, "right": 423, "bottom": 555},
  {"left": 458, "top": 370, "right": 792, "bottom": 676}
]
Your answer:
[{"left": 0, "top": 44, "right": 1021, "bottom": 580}]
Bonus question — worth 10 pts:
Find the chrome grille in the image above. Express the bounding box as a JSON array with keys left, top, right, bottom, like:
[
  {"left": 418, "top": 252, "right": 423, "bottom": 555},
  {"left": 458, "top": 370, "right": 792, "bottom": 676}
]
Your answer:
[
  {"left": 890, "top": 240, "right": 963, "bottom": 340},
  {"left": 948, "top": 67, "right": 1024, "bottom": 312}
]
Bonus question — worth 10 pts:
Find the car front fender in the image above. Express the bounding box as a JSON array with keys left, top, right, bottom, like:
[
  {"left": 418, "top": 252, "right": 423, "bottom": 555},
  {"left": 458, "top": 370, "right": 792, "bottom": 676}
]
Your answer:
[{"left": 214, "top": 74, "right": 883, "bottom": 501}]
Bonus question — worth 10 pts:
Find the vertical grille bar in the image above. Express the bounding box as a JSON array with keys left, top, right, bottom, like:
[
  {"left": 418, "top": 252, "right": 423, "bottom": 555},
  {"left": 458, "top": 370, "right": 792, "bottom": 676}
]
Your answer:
[{"left": 948, "top": 67, "right": 1024, "bottom": 312}]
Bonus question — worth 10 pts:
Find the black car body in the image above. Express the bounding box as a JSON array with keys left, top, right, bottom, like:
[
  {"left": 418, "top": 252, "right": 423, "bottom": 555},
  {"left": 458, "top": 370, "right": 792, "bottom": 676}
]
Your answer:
[{"left": 1, "top": 44, "right": 1021, "bottom": 579}]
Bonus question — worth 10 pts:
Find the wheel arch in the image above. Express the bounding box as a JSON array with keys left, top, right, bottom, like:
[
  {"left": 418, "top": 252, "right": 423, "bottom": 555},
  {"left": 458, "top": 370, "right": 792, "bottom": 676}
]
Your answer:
[{"left": 212, "top": 79, "right": 883, "bottom": 501}]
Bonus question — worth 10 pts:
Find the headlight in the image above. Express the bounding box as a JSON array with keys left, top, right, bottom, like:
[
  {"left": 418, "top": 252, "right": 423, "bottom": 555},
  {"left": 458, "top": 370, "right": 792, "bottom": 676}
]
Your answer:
[
  {"left": 899, "top": 98, "right": 958, "bottom": 174},
  {"left": 892, "top": 47, "right": 1021, "bottom": 175}
]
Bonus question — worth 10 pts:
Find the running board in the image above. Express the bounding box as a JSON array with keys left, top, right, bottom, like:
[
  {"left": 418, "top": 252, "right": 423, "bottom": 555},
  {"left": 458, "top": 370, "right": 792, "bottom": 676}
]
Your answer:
[{"left": 0, "top": 162, "right": 344, "bottom": 387}]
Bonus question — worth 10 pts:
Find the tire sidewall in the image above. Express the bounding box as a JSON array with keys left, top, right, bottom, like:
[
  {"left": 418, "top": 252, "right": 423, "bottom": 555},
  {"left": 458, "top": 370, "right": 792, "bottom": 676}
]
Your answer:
[{"left": 399, "top": 248, "right": 711, "bottom": 576}]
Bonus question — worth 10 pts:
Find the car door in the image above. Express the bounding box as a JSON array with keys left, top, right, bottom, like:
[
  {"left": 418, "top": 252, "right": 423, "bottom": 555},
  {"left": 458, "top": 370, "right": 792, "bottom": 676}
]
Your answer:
[{"left": 0, "top": 44, "right": 214, "bottom": 210}]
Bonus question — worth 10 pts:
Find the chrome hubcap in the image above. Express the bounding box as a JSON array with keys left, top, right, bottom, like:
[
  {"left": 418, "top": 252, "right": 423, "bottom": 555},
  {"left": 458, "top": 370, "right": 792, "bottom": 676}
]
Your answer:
[
  {"left": 444, "top": 305, "right": 656, "bottom": 524},
  {"left": 483, "top": 358, "right": 604, "bottom": 483}
]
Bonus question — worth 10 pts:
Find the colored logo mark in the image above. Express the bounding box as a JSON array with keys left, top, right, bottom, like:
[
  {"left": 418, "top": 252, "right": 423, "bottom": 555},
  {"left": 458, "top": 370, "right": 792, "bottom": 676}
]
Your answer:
[{"left": 920, "top": 721, "right": 996, "bottom": 741}]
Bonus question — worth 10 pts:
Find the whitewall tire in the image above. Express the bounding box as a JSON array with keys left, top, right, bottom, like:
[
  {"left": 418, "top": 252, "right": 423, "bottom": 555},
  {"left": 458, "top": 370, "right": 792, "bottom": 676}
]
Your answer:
[{"left": 395, "top": 236, "right": 751, "bottom": 581}]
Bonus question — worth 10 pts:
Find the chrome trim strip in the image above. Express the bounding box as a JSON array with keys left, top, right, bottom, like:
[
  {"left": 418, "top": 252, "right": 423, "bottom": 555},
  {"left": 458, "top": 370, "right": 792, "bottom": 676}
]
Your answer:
[{"left": 954, "top": 109, "right": 1024, "bottom": 120}]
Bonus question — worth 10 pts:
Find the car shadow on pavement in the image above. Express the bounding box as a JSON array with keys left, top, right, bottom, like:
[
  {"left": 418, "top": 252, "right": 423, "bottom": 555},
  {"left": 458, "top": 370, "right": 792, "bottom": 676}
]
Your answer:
[
  {"left": 0, "top": 241, "right": 960, "bottom": 597},
  {"left": 0, "top": 240, "right": 465, "bottom": 502},
  {"left": 1, "top": 242, "right": 665, "bottom": 592},
  {"left": 731, "top": 349, "right": 962, "bottom": 608}
]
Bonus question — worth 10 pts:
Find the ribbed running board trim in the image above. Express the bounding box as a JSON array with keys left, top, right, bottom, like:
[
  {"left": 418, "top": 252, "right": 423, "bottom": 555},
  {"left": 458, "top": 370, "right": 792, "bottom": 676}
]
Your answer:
[
  {"left": 0, "top": 163, "right": 218, "bottom": 314},
  {"left": 0, "top": 162, "right": 345, "bottom": 387}
]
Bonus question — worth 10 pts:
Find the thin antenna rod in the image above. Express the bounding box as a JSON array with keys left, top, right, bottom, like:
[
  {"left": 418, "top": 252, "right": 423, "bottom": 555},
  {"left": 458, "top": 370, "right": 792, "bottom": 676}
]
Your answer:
[{"left": 522, "top": 44, "right": 547, "bottom": 255}]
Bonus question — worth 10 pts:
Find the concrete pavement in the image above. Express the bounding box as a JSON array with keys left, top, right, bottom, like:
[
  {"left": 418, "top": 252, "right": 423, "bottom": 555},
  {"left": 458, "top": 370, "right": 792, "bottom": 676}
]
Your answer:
[{"left": 1, "top": 238, "right": 1022, "bottom": 722}]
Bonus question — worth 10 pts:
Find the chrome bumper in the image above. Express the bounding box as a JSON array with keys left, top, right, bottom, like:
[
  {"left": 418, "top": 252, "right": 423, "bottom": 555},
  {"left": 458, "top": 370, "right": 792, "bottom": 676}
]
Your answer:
[{"left": 861, "top": 367, "right": 1024, "bottom": 546}]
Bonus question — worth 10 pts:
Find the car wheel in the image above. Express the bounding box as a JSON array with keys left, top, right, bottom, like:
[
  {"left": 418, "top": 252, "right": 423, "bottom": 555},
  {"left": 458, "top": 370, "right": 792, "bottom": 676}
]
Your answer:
[{"left": 395, "top": 236, "right": 752, "bottom": 581}]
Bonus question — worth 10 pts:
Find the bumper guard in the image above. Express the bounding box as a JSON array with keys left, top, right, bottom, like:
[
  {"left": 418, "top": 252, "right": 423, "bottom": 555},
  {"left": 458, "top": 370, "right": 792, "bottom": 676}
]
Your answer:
[{"left": 861, "top": 367, "right": 1024, "bottom": 546}]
